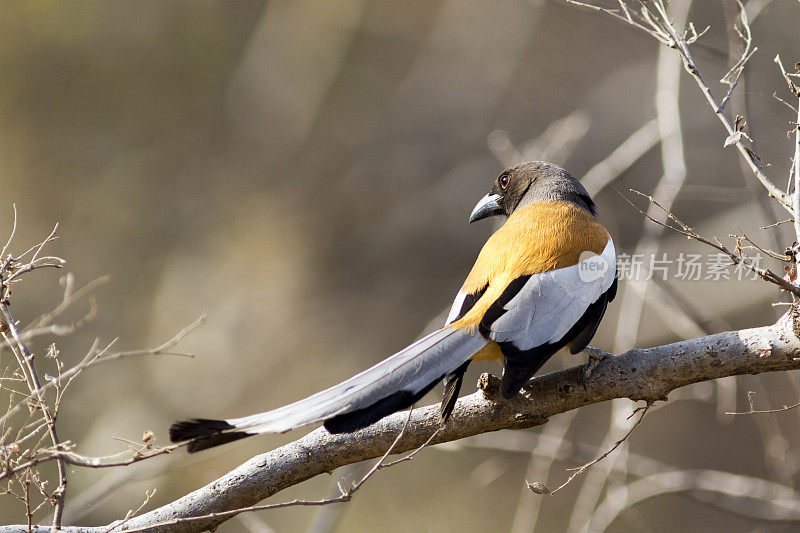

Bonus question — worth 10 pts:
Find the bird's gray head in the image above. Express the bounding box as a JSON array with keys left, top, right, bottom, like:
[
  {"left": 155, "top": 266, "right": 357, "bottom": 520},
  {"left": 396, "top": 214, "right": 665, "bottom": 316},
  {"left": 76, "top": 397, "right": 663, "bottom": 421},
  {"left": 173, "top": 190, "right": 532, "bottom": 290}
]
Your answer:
[{"left": 469, "top": 161, "right": 597, "bottom": 223}]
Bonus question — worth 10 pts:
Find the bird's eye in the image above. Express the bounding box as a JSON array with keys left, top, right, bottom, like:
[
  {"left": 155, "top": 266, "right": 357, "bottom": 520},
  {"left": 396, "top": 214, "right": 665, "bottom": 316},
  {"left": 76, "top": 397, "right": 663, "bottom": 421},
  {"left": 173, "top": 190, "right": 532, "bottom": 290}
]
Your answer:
[{"left": 499, "top": 174, "right": 509, "bottom": 189}]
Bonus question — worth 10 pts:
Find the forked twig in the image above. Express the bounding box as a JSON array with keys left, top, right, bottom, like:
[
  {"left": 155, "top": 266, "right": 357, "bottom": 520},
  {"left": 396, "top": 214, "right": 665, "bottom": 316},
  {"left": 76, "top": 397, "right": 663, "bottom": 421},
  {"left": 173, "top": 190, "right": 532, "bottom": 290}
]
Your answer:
[
  {"left": 726, "top": 390, "right": 800, "bottom": 415},
  {"left": 624, "top": 189, "right": 800, "bottom": 297},
  {"left": 528, "top": 404, "right": 651, "bottom": 496},
  {"left": 568, "top": 0, "right": 792, "bottom": 211}
]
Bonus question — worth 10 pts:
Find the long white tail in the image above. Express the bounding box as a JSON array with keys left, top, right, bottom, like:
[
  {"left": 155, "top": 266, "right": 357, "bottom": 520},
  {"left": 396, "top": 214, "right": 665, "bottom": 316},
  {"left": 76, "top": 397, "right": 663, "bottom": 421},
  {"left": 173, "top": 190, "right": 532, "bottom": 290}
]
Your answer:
[{"left": 170, "top": 327, "right": 487, "bottom": 452}]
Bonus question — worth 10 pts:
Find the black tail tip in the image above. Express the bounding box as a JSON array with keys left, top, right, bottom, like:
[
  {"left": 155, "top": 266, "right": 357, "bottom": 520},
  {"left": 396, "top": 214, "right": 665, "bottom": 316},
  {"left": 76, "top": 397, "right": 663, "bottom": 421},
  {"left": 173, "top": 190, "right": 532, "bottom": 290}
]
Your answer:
[
  {"left": 169, "top": 418, "right": 253, "bottom": 453},
  {"left": 169, "top": 418, "right": 234, "bottom": 442}
]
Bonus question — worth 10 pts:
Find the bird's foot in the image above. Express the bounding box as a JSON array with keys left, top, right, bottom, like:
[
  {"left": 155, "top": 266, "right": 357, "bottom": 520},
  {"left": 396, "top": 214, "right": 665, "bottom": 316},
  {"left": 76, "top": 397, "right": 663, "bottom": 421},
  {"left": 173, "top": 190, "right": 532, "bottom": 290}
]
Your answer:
[
  {"left": 477, "top": 372, "right": 502, "bottom": 399},
  {"left": 582, "top": 346, "right": 612, "bottom": 390}
]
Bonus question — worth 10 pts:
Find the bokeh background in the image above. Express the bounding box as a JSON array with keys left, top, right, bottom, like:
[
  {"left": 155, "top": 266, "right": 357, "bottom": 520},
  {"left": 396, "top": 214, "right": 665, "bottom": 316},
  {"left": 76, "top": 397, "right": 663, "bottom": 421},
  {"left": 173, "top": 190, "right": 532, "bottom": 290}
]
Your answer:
[{"left": 2, "top": 0, "right": 800, "bottom": 531}]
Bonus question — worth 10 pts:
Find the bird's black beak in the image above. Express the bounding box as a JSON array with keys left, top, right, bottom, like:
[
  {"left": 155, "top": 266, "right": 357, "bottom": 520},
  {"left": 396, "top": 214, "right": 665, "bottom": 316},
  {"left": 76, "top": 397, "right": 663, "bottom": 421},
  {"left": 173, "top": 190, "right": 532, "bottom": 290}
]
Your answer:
[{"left": 469, "top": 193, "right": 503, "bottom": 223}]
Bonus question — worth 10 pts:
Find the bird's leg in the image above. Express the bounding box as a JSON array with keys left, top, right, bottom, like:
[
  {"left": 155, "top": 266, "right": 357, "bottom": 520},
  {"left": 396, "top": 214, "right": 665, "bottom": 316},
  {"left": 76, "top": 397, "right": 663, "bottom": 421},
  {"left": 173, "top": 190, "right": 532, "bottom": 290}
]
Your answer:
[{"left": 581, "top": 346, "right": 612, "bottom": 389}]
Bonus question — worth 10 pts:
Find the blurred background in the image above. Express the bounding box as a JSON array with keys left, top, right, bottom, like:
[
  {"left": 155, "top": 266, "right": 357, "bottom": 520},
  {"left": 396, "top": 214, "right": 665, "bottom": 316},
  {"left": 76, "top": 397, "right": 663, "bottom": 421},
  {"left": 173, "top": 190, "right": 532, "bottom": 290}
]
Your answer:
[{"left": 2, "top": 0, "right": 800, "bottom": 531}]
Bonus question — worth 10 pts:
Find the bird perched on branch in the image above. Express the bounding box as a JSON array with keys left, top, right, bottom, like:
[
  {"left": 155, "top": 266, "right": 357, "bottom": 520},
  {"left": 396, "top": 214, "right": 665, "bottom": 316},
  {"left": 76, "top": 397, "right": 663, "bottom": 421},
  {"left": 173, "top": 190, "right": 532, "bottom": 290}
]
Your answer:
[{"left": 170, "top": 161, "right": 617, "bottom": 452}]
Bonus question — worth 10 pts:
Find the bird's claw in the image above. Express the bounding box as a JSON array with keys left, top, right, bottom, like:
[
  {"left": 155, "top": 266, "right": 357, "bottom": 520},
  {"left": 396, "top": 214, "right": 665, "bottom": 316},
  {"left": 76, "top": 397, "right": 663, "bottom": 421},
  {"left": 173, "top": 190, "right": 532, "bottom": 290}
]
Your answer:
[{"left": 582, "top": 346, "right": 612, "bottom": 390}]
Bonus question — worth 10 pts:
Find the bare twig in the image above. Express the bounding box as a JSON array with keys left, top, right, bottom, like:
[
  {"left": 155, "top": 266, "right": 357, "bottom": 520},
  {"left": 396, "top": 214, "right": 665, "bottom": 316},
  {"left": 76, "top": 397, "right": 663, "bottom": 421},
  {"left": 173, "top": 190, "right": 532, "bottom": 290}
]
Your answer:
[
  {"left": 104, "top": 489, "right": 157, "bottom": 533},
  {"left": 772, "top": 91, "right": 798, "bottom": 113},
  {"left": 719, "top": 1, "right": 757, "bottom": 112},
  {"left": 0, "top": 440, "right": 187, "bottom": 484},
  {"left": 0, "top": 219, "right": 204, "bottom": 529},
  {"left": 565, "top": 0, "right": 672, "bottom": 44},
  {"left": 530, "top": 404, "right": 651, "bottom": 496},
  {"left": 774, "top": 55, "right": 800, "bottom": 247},
  {"left": 1, "top": 273, "right": 69, "bottom": 528},
  {"left": 0, "top": 314, "right": 202, "bottom": 431},
  {"left": 726, "top": 390, "right": 800, "bottom": 415},
  {"left": 0, "top": 205, "right": 18, "bottom": 263},
  {"left": 569, "top": 0, "right": 792, "bottom": 211},
  {"left": 625, "top": 189, "right": 800, "bottom": 297},
  {"left": 775, "top": 54, "right": 800, "bottom": 97}
]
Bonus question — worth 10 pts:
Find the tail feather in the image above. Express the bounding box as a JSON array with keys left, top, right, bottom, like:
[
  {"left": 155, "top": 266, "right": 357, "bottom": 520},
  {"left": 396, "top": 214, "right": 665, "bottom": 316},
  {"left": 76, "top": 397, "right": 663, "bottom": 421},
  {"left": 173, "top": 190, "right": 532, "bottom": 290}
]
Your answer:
[
  {"left": 440, "top": 360, "right": 471, "bottom": 424},
  {"left": 324, "top": 380, "right": 439, "bottom": 434},
  {"left": 170, "top": 327, "right": 487, "bottom": 452},
  {"left": 169, "top": 419, "right": 253, "bottom": 453}
]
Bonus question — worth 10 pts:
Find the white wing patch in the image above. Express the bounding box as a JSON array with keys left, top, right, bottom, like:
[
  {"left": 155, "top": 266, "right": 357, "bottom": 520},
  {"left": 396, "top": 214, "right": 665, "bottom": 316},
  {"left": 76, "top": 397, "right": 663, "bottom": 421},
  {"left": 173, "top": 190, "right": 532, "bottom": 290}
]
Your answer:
[
  {"left": 445, "top": 290, "right": 468, "bottom": 326},
  {"left": 488, "top": 239, "right": 616, "bottom": 350}
]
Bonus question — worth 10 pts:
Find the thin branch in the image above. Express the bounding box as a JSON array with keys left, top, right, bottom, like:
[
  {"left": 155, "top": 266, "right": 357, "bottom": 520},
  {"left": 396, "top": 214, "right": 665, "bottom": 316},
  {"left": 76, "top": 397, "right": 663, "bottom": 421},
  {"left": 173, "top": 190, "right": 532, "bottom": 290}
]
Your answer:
[
  {"left": 568, "top": 0, "right": 792, "bottom": 211},
  {"left": 0, "top": 236, "right": 204, "bottom": 528},
  {"left": 774, "top": 55, "right": 800, "bottom": 246},
  {"left": 565, "top": 1, "right": 673, "bottom": 44},
  {"left": 0, "top": 314, "right": 203, "bottom": 430},
  {"left": 625, "top": 189, "right": 800, "bottom": 297},
  {"left": 775, "top": 54, "right": 800, "bottom": 97},
  {"left": 0, "top": 441, "right": 186, "bottom": 484},
  {"left": 733, "top": 226, "right": 788, "bottom": 261},
  {"left": 0, "top": 304, "right": 68, "bottom": 529},
  {"left": 772, "top": 92, "right": 798, "bottom": 113},
  {"left": 530, "top": 404, "right": 651, "bottom": 496},
  {"left": 726, "top": 390, "right": 800, "bottom": 415},
  {"left": 719, "top": 0, "right": 757, "bottom": 112},
  {"left": 104, "top": 489, "right": 157, "bottom": 533},
  {"left": 0, "top": 205, "right": 18, "bottom": 262},
  {"left": 29, "top": 224, "right": 59, "bottom": 264}
]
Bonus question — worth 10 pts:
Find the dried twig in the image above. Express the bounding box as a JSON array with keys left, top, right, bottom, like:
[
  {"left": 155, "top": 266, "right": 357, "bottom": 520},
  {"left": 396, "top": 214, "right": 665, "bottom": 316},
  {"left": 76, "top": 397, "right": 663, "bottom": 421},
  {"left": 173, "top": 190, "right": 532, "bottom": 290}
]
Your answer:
[
  {"left": 569, "top": 0, "right": 792, "bottom": 211},
  {"left": 534, "top": 404, "right": 650, "bottom": 497},
  {"left": 774, "top": 55, "right": 800, "bottom": 248},
  {"left": 0, "top": 314, "right": 202, "bottom": 431},
  {"left": 0, "top": 214, "right": 203, "bottom": 529},
  {"left": 0, "top": 226, "right": 69, "bottom": 529},
  {"left": 625, "top": 189, "right": 800, "bottom": 297},
  {"left": 726, "top": 390, "right": 800, "bottom": 415},
  {"left": 104, "top": 489, "right": 157, "bottom": 533},
  {"left": 0, "top": 440, "right": 186, "bottom": 484},
  {"left": 719, "top": 1, "right": 757, "bottom": 112},
  {"left": 565, "top": 0, "right": 673, "bottom": 44}
]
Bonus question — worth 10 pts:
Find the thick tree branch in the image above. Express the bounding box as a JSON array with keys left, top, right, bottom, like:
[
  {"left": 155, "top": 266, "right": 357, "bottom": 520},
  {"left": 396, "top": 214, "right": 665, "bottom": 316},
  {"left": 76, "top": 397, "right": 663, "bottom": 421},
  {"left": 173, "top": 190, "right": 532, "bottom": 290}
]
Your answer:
[{"left": 3, "top": 314, "right": 800, "bottom": 533}]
